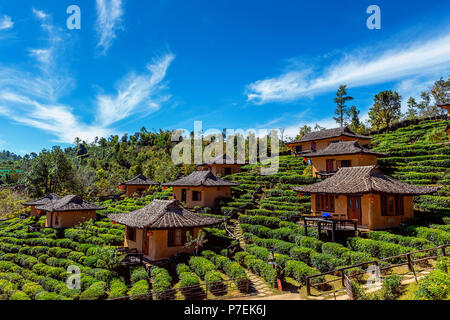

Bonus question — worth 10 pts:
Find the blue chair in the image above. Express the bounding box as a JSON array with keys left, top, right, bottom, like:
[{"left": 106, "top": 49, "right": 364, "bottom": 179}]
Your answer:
[{"left": 322, "top": 212, "right": 331, "bottom": 218}]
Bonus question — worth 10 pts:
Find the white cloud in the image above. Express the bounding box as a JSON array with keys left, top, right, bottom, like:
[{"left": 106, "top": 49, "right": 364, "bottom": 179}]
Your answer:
[
  {"left": 0, "top": 15, "right": 13, "bottom": 30},
  {"left": 246, "top": 33, "right": 450, "bottom": 104},
  {"left": 96, "top": 53, "right": 175, "bottom": 126},
  {"left": 32, "top": 8, "right": 48, "bottom": 20},
  {"left": 95, "top": 0, "right": 124, "bottom": 54},
  {"left": 0, "top": 9, "right": 174, "bottom": 145}
]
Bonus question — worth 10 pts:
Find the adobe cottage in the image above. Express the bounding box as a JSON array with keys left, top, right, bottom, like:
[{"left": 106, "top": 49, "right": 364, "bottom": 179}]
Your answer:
[
  {"left": 108, "top": 199, "right": 222, "bottom": 261},
  {"left": 120, "top": 174, "right": 159, "bottom": 198},
  {"left": 163, "top": 171, "right": 239, "bottom": 208},
  {"left": 438, "top": 103, "right": 450, "bottom": 118},
  {"left": 198, "top": 154, "right": 243, "bottom": 176},
  {"left": 36, "top": 195, "right": 106, "bottom": 228},
  {"left": 22, "top": 193, "right": 61, "bottom": 216},
  {"left": 293, "top": 166, "right": 440, "bottom": 230},
  {"left": 286, "top": 127, "right": 372, "bottom": 155},
  {"left": 301, "top": 141, "right": 386, "bottom": 178}
]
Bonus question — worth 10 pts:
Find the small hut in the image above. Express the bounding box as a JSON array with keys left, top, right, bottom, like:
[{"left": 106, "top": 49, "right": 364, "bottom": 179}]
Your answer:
[
  {"left": 446, "top": 124, "right": 450, "bottom": 143},
  {"left": 22, "top": 194, "right": 61, "bottom": 216},
  {"left": 36, "top": 195, "right": 106, "bottom": 228},
  {"left": 285, "top": 127, "right": 372, "bottom": 155},
  {"left": 301, "top": 141, "right": 386, "bottom": 178},
  {"left": 163, "top": 171, "right": 239, "bottom": 208},
  {"left": 120, "top": 174, "right": 159, "bottom": 198},
  {"left": 108, "top": 199, "right": 222, "bottom": 260},
  {"left": 437, "top": 103, "right": 450, "bottom": 118},
  {"left": 197, "top": 154, "right": 243, "bottom": 176},
  {"left": 293, "top": 166, "right": 440, "bottom": 230}
]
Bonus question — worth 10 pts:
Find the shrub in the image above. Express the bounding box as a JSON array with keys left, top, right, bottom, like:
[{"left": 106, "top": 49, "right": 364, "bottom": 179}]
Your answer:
[
  {"left": 176, "top": 264, "right": 191, "bottom": 276},
  {"left": 79, "top": 281, "right": 107, "bottom": 300},
  {"left": 189, "top": 257, "right": 217, "bottom": 279},
  {"left": 130, "top": 266, "right": 148, "bottom": 284},
  {"left": 284, "top": 260, "right": 319, "bottom": 285},
  {"left": 179, "top": 272, "right": 200, "bottom": 288},
  {"left": 10, "top": 290, "right": 30, "bottom": 300},
  {"left": 311, "top": 253, "right": 345, "bottom": 273},
  {"left": 413, "top": 227, "right": 450, "bottom": 246},
  {"left": 381, "top": 275, "right": 402, "bottom": 300},
  {"left": 300, "top": 237, "right": 323, "bottom": 252},
  {"left": 108, "top": 279, "right": 128, "bottom": 299},
  {"left": 128, "top": 280, "right": 150, "bottom": 299},
  {"left": 235, "top": 252, "right": 249, "bottom": 265},
  {"left": 436, "top": 256, "right": 450, "bottom": 273},
  {"left": 151, "top": 267, "right": 172, "bottom": 293},
  {"left": 414, "top": 270, "right": 450, "bottom": 300},
  {"left": 22, "top": 282, "right": 44, "bottom": 297},
  {"left": 205, "top": 270, "right": 222, "bottom": 283},
  {"left": 35, "top": 291, "right": 65, "bottom": 300},
  {"left": 289, "top": 247, "right": 316, "bottom": 265},
  {"left": 238, "top": 215, "right": 280, "bottom": 229}
]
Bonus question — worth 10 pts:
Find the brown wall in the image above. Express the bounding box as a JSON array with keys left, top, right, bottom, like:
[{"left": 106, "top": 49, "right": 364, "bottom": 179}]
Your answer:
[
  {"left": 288, "top": 136, "right": 372, "bottom": 153},
  {"left": 311, "top": 154, "right": 379, "bottom": 175},
  {"left": 172, "top": 186, "right": 232, "bottom": 208},
  {"left": 29, "top": 205, "right": 39, "bottom": 216},
  {"left": 45, "top": 210, "right": 97, "bottom": 228},
  {"left": 124, "top": 226, "right": 202, "bottom": 261},
  {"left": 125, "top": 185, "right": 150, "bottom": 198},
  {"left": 310, "top": 193, "right": 414, "bottom": 230},
  {"left": 198, "top": 164, "right": 242, "bottom": 176}
]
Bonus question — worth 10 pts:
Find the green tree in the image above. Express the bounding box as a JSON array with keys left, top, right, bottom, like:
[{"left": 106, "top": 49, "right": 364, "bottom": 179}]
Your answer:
[
  {"left": 184, "top": 230, "right": 208, "bottom": 256},
  {"left": 430, "top": 76, "right": 450, "bottom": 106},
  {"left": 333, "top": 85, "right": 354, "bottom": 128},
  {"left": 404, "top": 97, "right": 418, "bottom": 120},
  {"left": 295, "top": 125, "right": 312, "bottom": 140},
  {"left": 368, "top": 90, "right": 402, "bottom": 131},
  {"left": 347, "top": 106, "right": 361, "bottom": 131}
]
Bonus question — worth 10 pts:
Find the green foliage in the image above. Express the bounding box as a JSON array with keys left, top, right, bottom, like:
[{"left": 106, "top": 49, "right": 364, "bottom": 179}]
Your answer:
[
  {"left": 79, "top": 281, "right": 107, "bottom": 300},
  {"left": 128, "top": 280, "right": 150, "bottom": 298}
]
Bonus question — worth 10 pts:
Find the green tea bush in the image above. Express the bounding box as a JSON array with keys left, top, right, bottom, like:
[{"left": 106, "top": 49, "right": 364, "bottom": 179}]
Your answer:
[
  {"left": 128, "top": 279, "right": 149, "bottom": 298},
  {"left": 130, "top": 266, "right": 148, "bottom": 284},
  {"left": 189, "top": 256, "right": 217, "bottom": 279},
  {"left": 79, "top": 281, "right": 107, "bottom": 300},
  {"left": 300, "top": 237, "right": 323, "bottom": 252},
  {"left": 108, "top": 279, "right": 128, "bottom": 299}
]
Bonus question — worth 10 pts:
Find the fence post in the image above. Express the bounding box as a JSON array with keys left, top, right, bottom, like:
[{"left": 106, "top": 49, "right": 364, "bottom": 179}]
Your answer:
[
  {"left": 341, "top": 270, "right": 345, "bottom": 287},
  {"left": 441, "top": 246, "right": 447, "bottom": 257},
  {"left": 407, "top": 253, "right": 418, "bottom": 283}
]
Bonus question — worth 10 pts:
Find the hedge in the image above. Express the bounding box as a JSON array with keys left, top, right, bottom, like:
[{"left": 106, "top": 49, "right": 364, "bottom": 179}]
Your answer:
[
  {"left": 189, "top": 257, "right": 217, "bottom": 279},
  {"left": 107, "top": 279, "right": 128, "bottom": 299},
  {"left": 128, "top": 280, "right": 150, "bottom": 298},
  {"left": 79, "top": 281, "right": 107, "bottom": 300}
]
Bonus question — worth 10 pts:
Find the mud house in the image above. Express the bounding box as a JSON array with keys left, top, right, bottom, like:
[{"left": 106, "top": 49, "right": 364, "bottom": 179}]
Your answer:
[
  {"left": 22, "top": 193, "right": 61, "bottom": 216},
  {"left": 36, "top": 195, "right": 106, "bottom": 228},
  {"left": 286, "top": 127, "right": 372, "bottom": 156},
  {"left": 293, "top": 165, "right": 440, "bottom": 230},
  {"left": 197, "top": 154, "right": 243, "bottom": 176},
  {"left": 162, "top": 171, "right": 239, "bottom": 208},
  {"left": 446, "top": 125, "right": 450, "bottom": 143},
  {"left": 108, "top": 199, "right": 222, "bottom": 261},
  {"left": 438, "top": 103, "right": 450, "bottom": 118},
  {"left": 301, "top": 141, "right": 386, "bottom": 178},
  {"left": 120, "top": 174, "right": 159, "bottom": 198}
]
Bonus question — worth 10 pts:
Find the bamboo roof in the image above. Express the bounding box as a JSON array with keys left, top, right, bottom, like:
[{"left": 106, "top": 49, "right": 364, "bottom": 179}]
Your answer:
[
  {"left": 35, "top": 195, "right": 106, "bottom": 212},
  {"left": 22, "top": 193, "right": 61, "bottom": 206},
  {"left": 293, "top": 166, "right": 441, "bottom": 196},
  {"left": 108, "top": 199, "right": 223, "bottom": 229},
  {"left": 121, "top": 174, "right": 159, "bottom": 186}
]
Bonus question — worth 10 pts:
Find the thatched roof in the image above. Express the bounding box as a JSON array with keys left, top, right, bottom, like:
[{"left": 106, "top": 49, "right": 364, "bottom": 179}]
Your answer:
[
  {"left": 293, "top": 166, "right": 441, "bottom": 196},
  {"left": 35, "top": 195, "right": 106, "bottom": 212},
  {"left": 301, "top": 141, "right": 386, "bottom": 158},
  {"left": 287, "top": 127, "right": 371, "bottom": 144},
  {"left": 22, "top": 193, "right": 61, "bottom": 206},
  {"left": 162, "top": 171, "right": 239, "bottom": 187},
  {"left": 437, "top": 103, "right": 450, "bottom": 108},
  {"left": 108, "top": 199, "right": 223, "bottom": 229},
  {"left": 200, "top": 154, "right": 245, "bottom": 165},
  {"left": 121, "top": 174, "right": 159, "bottom": 186}
]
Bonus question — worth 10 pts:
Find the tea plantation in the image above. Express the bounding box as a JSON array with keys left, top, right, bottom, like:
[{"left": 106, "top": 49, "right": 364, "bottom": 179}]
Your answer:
[{"left": 0, "top": 119, "right": 448, "bottom": 300}]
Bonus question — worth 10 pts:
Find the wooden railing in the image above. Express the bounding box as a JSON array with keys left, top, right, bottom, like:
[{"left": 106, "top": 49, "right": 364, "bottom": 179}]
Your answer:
[
  {"left": 305, "top": 244, "right": 448, "bottom": 296},
  {"left": 108, "top": 277, "right": 251, "bottom": 301}
]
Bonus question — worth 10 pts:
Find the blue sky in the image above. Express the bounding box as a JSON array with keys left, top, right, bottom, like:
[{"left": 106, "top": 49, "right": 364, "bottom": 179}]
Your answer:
[{"left": 0, "top": 0, "right": 449, "bottom": 155}]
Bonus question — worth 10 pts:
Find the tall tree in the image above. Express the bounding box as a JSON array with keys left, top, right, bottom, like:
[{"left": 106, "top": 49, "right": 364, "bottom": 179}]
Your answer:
[
  {"left": 347, "top": 106, "right": 361, "bottom": 131},
  {"left": 295, "top": 125, "right": 312, "bottom": 140},
  {"left": 333, "top": 85, "right": 354, "bottom": 128},
  {"left": 430, "top": 76, "right": 450, "bottom": 106},
  {"left": 404, "top": 97, "right": 418, "bottom": 120},
  {"left": 368, "top": 90, "right": 402, "bottom": 131}
]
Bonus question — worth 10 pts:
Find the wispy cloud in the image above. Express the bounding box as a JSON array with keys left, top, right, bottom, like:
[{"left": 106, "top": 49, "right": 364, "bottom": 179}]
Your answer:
[
  {"left": 0, "top": 15, "right": 13, "bottom": 30},
  {"left": 95, "top": 0, "right": 124, "bottom": 54},
  {"left": 246, "top": 33, "right": 450, "bottom": 104},
  {"left": 96, "top": 53, "right": 175, "bottom": 126},
  {"left": 0, "top": 9, "right": 174, "bottom": 145}
]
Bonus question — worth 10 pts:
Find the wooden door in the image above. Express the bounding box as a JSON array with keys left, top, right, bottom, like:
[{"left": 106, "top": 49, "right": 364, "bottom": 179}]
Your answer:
[
  {"left": 348, "top": 197, "right": 362, "bottom": 225},
  {"left": 142, "top": 230, "right": 149, "bottom": 256},
  {"left": 181, "top": 189, "right": 187, "bottom": 203},
  {"left": 326, "top": 159, "right": 334, "bottom": 172}
]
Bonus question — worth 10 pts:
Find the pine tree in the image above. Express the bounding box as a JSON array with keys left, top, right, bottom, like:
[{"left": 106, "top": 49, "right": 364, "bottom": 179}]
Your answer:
[{"left": 333, "top": 85, "right": 354, "bottom": 128}]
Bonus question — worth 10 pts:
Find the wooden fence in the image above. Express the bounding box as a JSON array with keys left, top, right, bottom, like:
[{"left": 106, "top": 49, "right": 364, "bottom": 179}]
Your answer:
[
  {"left": 108, "top": 277, "right": 251, "bottom": 301},
  {"left": 305, "top": 244, "right": 448, "bottom": 296}
]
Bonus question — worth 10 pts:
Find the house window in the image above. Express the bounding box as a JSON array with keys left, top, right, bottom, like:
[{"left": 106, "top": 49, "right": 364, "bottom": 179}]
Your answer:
[
  {"left": 316, "top": 194, "right": 335, "bottom": 212},
  {"left": 381, "top": 195, "right": 404, "bottom": 216},
  {"left": 168, "top": 228, "right": 194, "bottom": 247},
  {"left": 192, "top": 191, "right": 202, "bottom": 201},
  {"left": 341, "top": 160, "right": 351, "bottom": 167},
  {"left": 295, "top": 146, "right": 302, "bottom": 153},
  {"left": 127, "top": 227, "right": 136, "bottom": 241},
  {"left": 311, "top": 142, "right": 317, "bottom": 152},
  {"left": 224, "top": 167, "right": 232, "bottom": 176},
  {"left": 55, "top": 214, "right": 59, "bottom": 226}
]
